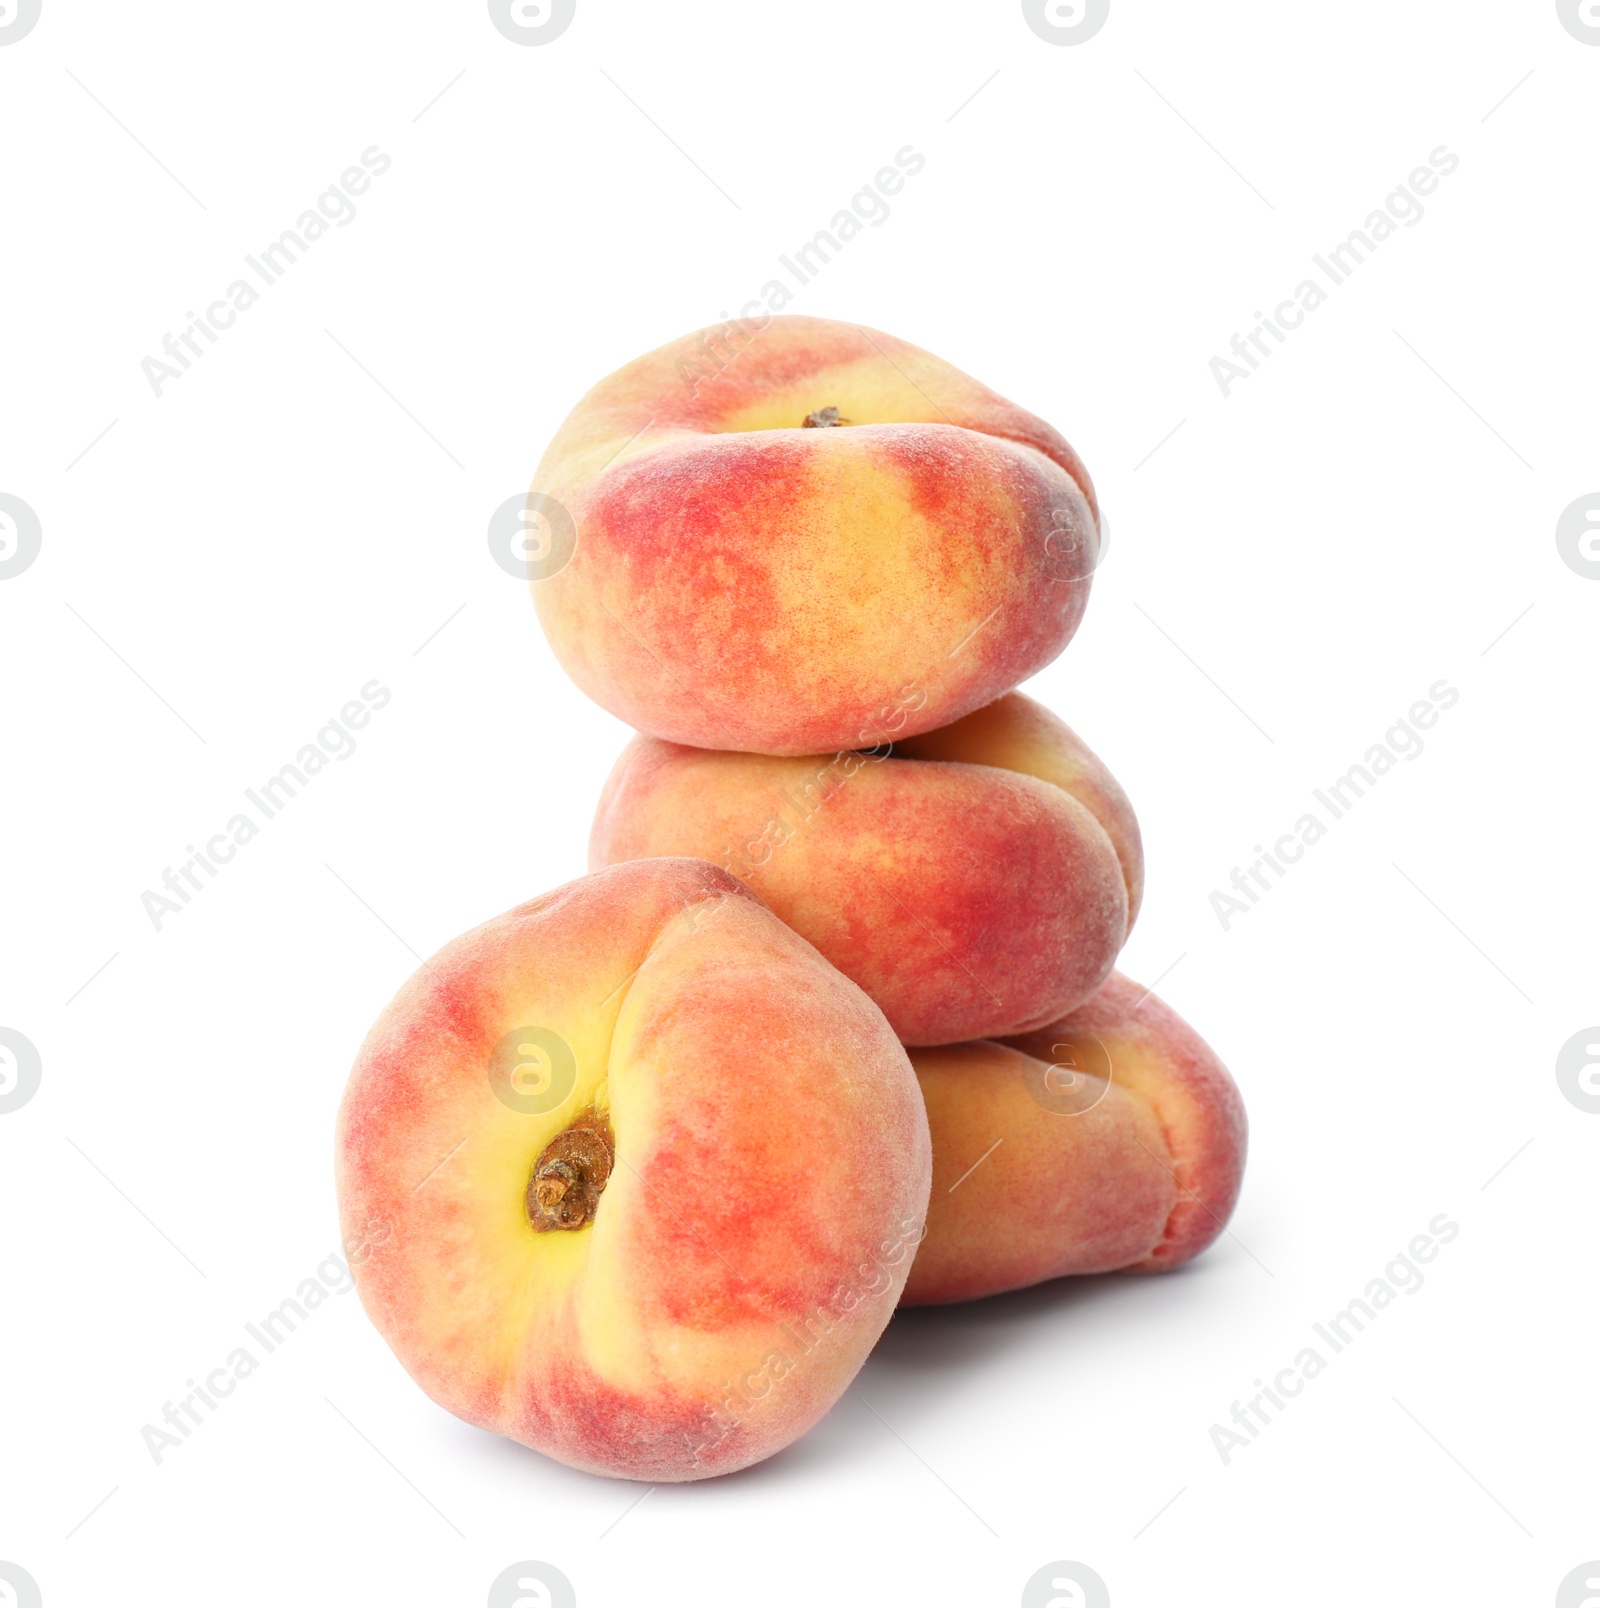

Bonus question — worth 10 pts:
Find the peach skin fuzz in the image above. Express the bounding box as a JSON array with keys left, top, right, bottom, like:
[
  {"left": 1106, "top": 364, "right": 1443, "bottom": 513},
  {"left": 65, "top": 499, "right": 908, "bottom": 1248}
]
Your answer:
[
  {"left": 528, "top": 315, "right": 1101, "bottom": 755},
  {"left": 335, "top": 858, "right": 931, "bottom": 1481},
  {"left": 589, "top": 692, "right": 1140, "bottom": 1047},
  {"left": 901, "top": 972, "right": 1246, "bottom": 1305}
]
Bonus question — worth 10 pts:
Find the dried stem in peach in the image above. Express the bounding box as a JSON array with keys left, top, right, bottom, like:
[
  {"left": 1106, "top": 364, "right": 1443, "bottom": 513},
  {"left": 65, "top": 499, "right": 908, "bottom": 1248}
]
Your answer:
[{"left": 527, "top": 1109, "right": 614, "bottom": 1232}]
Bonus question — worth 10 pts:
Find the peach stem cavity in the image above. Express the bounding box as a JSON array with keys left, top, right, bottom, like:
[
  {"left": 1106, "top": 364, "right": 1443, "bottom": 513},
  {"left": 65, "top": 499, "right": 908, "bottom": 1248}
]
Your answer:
[{"left": 527, "top": 1108, "right": 615, "bottom": 1232}]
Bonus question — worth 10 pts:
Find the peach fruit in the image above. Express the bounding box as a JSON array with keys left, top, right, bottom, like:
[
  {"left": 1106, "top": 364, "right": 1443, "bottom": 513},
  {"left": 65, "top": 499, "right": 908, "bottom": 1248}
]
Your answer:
[
  {"left": 588, "top": 692, "right": 1140, "bottom": 1047},
  {"left": 335, "top": 858, "right": 931, "bottom": 1481},
  {"left": 529, "top": 314, "right": 1101, "bottom": 756},
  {"left": 901, "top": 972, "right": 1246, "bottom": 1305},
  {"left": 893, "top": 689, "right": 1143, "bottom": 927}
]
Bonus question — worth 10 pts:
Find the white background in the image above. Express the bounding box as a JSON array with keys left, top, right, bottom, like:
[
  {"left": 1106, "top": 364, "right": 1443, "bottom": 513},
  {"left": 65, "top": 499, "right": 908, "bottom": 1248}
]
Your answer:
[{"left": 2, "top": 2, "right": 1596, "bottom": 1604}]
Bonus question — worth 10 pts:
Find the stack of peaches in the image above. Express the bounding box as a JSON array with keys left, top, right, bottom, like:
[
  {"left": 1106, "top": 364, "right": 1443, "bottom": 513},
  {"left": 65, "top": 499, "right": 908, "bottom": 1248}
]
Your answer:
[{"left": 336, "top": 317, "right": 1246, "bottom": 1483}]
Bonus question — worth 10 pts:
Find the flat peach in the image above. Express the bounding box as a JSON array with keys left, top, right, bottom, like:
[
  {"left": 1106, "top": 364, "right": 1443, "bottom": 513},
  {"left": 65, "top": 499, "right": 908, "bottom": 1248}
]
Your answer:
[
  {"left": 529, "top": 315, "right": 1100, "bottom": 755},
  {"left": 894, "top": 690, "right": 1143, "bottom": 925},
  {"left": 589, "top": 692, "right": 1138, "bottom": 1046},
  {"left": 902, "top": 973, "right": 1247, "bottom": 1304},
  {"left": 335, "top": 858, "right": 931, "bottom": 1480}
]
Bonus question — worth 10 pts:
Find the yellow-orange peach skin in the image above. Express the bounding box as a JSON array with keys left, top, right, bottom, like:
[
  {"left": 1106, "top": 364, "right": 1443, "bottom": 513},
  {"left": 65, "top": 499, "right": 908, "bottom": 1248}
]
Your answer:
[
  {"left": 901, "top": 973, "right": 1246, "bottom": 1305},
  {"left": 589, "top": 692, "right": 1140, "bottom": 1047},
  {"left": 529, "top": 314, "right": 1101, "bottom": 755},
  {"left": 894, "top": 690, "right": 1143, "bottom": 927},
  {"left": 335, "top": 858, "right": 931, "bottom": 1481}
]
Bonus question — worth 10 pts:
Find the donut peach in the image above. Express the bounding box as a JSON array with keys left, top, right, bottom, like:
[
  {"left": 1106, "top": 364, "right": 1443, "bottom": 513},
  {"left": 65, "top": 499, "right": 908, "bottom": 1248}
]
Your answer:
[
  {"left": 588, "top": 693, "right": 1139, "bottom": 1046},
  {"left": 335, "top": 858, "right": 931, "bottom": 1480},
  {"left": 528, "top": 315, "right": 1100, "bottom": 755},
  {"left": 901, "top": 973, "right": 1246, "bottom": 1304}
]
